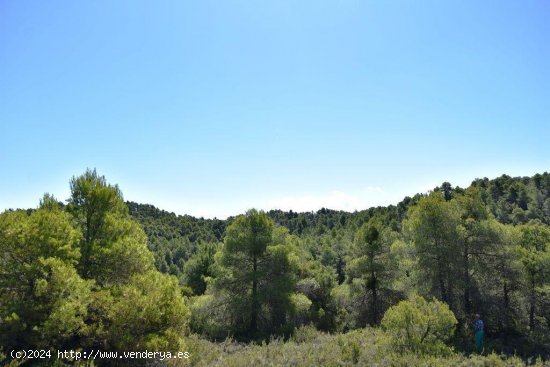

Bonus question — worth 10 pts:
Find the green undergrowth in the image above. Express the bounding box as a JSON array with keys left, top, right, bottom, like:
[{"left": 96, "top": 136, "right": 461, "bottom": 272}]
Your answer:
[{"left": 174, "top": 327, "right": 547, "bottom": 367}]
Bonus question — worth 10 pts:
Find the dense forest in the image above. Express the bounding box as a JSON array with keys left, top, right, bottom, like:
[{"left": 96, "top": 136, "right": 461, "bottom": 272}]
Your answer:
[{"left": 2, "top": 169, "right": 550, "bottom": 366}]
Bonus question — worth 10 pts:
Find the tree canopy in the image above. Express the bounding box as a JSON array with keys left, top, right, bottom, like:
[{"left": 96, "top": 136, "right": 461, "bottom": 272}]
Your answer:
[{"left": 3, "top": 170, "right": 550, "bottom": 365}]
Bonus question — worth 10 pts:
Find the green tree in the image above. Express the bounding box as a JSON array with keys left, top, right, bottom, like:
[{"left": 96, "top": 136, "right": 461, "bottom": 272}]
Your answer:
[
  {"left": 453, "top": 188, "right": 506, "bottom": 319},
  {"left": 0, "top": 201, "right": 91, "bottom": 350},
  {"left": 67, "top": 169, "right": 126, "bottom": 276},
  {"left": 295, "top": 262, "right": 337, "bottom": 330},
  {"left": 65, "top": 170, "right": 187, "bottom": 351},
  {"left": 347, "top": 217, "right": 395, "bottom": 325},
  {"left": 214, "top": 209, "right": 296, "bottom": 337},
  {"left": 474, "top": 222, "right": 520, "bottom": 334},
  {"left": 106, "top": 271, "right": 188, "bottom": 351},
  {"left": 441, "top": 182, "right": 453, "bottom": 201},
  {"left": 183, "top": 242, "right": 219, "bottom": 295},
  {"left": 1, "top": 171, "right": 192, "bottom": 357},
  {"left": 404, "top": 194, "right": 460, "bottom": 307},
  {"left": 31, "top": 257, "right": 92, "bottom": 348},
  {"left": 67, "top": 169, "right": 153, "bottom": 285},
  {"left": 516, "top": 222, "right": 550, "bottom": 332}
]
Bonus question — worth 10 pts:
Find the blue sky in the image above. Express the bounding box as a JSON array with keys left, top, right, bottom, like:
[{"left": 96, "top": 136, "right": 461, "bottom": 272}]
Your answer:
[{"left": 1, "top": 0, "right": 549, "bottom": 218}]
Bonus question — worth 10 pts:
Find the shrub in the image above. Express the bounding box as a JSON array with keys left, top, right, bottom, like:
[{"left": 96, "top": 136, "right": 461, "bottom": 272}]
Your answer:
[
  {"left": 381, "top": 295, "right": 457, "bottom": 355},
  {"left": 290, "top": 324, "right": 320, "bottom": 344}
]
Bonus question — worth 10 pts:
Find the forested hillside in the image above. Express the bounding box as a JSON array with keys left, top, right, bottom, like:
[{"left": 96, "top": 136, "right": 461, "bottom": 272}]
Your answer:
[
  {"left": 128, "top": 172, "right": 550, "bottom": 356},
  {"left": 130, "top": 172, "right": 550, "bottom": 292},
  {"left": 2, "top": 170, "right": 550, "bottom": 366}
]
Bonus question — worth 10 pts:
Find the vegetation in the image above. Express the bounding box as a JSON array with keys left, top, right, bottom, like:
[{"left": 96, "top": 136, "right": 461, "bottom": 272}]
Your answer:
[
  {"left": 180, "top": 327, "right": 548, "bottom": 367},
  {"left": 2, "top": 170, "right": 550, "bottom": 365},
  {"left": 1, "top": 169, "right": 188, "bottom": 365},
  {"left": 381, "top": 296, "right": 457, "bottom": 355}
]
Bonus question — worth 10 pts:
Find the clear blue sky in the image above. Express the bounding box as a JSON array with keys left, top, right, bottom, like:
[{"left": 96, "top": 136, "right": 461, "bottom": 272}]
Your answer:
[{"left": 1, "top": 1, "right": 549, "bottom": 218}]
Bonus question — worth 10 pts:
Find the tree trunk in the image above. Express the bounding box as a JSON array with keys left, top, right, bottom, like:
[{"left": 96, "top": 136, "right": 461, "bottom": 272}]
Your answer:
[
  {"left": 251, "top": 255, "right": 258, "bottom": 332},
  {"left": 499, "top": 280, "right": 510, "bottom": 331},
  {"left": 529, "top": 280, "right": 536, "bottom": 331},
  {"left": 81, "top": 209, "right": 93, "bottom": 278},
  {"left": 463, "top": 243, "right": 471, "bottom": 315},
  {"left": 370, "top": 272, "right": 378, "bottom": 325},
  {"left": 437, "top": 257, "right": 448, "bottom": 303},
  {"left": 503, "top": 281, "right": 509, "bottom": 309}
]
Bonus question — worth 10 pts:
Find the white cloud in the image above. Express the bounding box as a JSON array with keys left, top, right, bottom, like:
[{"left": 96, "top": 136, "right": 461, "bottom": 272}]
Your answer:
[
  {"left": 262, "top": 186, "right": 399, "bottom": 213},
  {"left": 365, "top": 186, "right": 384, "bottom": 193},
  {"left": 129, "top": 181, "right": 442, "bottom": 219},
  {"left": 418, "top": 183, "right": 437, "bottom": 194}
]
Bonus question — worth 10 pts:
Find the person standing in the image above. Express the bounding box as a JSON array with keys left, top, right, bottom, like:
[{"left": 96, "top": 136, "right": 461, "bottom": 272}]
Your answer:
[{"left": 473, "top": 313, "right": 484, "bottom": 354}]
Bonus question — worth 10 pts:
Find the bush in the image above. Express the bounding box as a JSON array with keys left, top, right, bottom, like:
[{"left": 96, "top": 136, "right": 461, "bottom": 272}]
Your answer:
[
  {"left": 105, "top": 271, "right": 188, "bottom": 351},
  {"left": 290, "top": 324, "right": 320, "bottom": 344},
  {"left": 189, "top": 294, "right": 231, "bottom": 339},
  {"left": 177, "top": 329, "right": 538, "bottom": 367},
  {"left": 381, "top": 295, "right": 457, "bottom": 355},
  {"left": 289, "top": 293, "right": 312, "bottom": 326}
]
